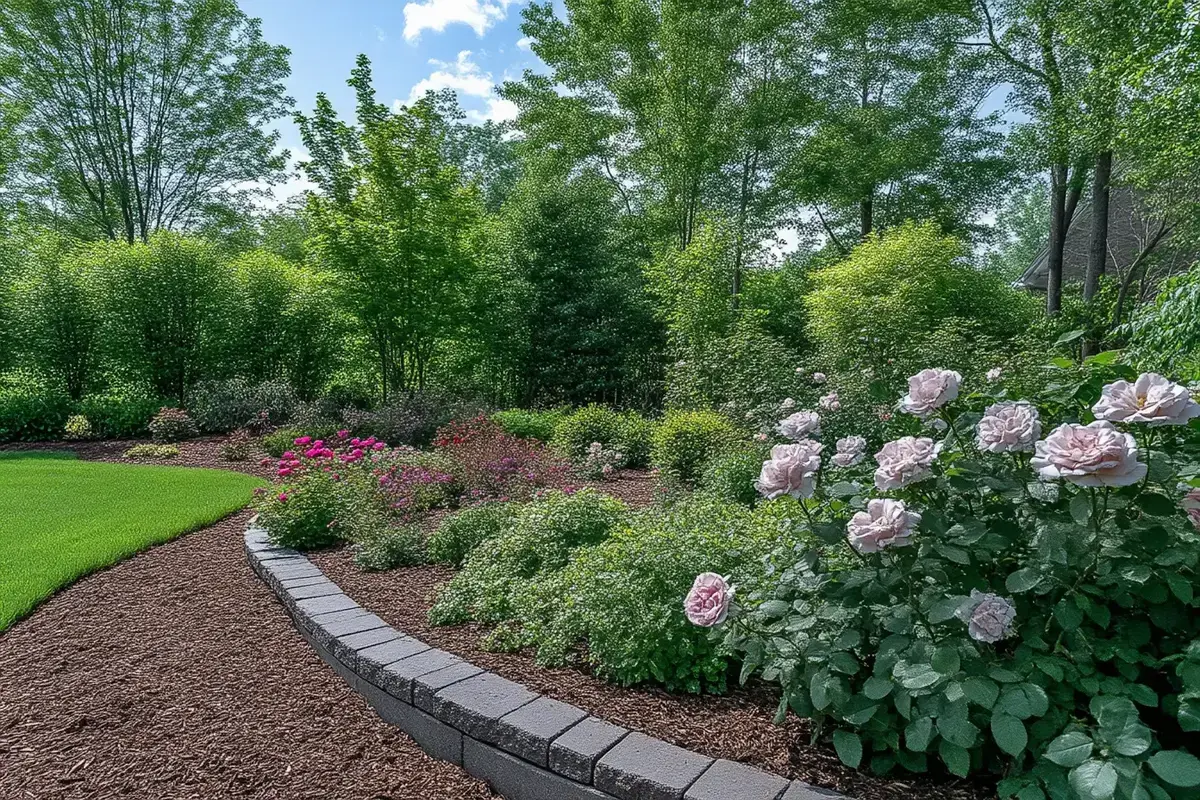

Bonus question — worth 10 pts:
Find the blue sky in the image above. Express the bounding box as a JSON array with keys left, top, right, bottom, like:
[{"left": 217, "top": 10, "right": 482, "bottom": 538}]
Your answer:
[{"left": 241, "top": 0, "right": 545, "bottom": 198}]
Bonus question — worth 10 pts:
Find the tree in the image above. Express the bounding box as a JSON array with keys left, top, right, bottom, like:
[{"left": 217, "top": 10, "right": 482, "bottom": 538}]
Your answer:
[
  {"left": 297, "top": 56, "right": 480, "bottom": 401},
  {"left": 0, "top": 0, "right": 292, "bottom": 242}
]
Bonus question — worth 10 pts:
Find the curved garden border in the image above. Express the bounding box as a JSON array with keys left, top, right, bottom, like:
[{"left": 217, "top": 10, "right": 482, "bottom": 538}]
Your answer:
[{"left": 245, "top": 523, "right": 848, "bottom": 800}]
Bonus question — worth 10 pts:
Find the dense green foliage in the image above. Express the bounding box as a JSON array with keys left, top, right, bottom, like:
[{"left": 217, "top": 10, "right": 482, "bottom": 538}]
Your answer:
[
  {"left": 427, "top": 502, "right": 518, "bottom": 567},
  {"left": 650, "top": 409, "right": 741, "bottom": 485}
]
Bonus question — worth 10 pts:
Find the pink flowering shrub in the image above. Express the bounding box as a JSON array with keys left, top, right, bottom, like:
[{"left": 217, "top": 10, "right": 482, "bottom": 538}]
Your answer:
[{"left": 701, "top": 357, "right": 1200, "bottom": 796}]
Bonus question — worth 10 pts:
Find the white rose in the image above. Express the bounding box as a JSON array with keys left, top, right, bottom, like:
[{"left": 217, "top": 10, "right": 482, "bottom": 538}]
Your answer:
[
  {"left": 819, "top": 391, "right": 841, "bottom": 412},
  {"left": 812, "top": 372, "right": 827, "bottom": 384},
  {"left": 987, "top": 367, "right": 1003, "bottom": 383},
  {"left": 831, "top": 435, "right": 867, "bottom": 467},
  {"left": 777, "top": 410, "right": 821, "bottom": 440},
  {"left": 977, "top": 401, "right": 1042, "bottom": 453},
  {"left": 1031, "top": 421, "right": 1147, "bottom": 487},
  {"left": 1093, "top": 373, "right": 1200, "bottom": 426},
  {"left": 846, "top": 499, "right": 921, "bottom": 554},
  {"left": 754, "top": 441, "right": 823, "bottom": 500},
  {"left": 900, "top": 368, "right": 962, "bottom": 419},
  {"left": 780, "top": 397, "right": 796, "bottom": 411},
  {"left": 874, "top": 436, "right": 937, "bottom": 491}
]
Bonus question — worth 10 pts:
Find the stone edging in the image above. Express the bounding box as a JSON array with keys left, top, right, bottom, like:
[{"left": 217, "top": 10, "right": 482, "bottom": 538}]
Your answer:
[{"left": 245, "top": 524, "right": 848, "bottom": 800}]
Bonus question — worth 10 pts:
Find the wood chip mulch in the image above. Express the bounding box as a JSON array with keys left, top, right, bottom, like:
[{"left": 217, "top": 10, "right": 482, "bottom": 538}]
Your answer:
[
  {"left": 0, "top": 510, "right": 497, "bottom": 800},
  {"left": 312, "top": 551, "right": 998, "bottom": 800}
]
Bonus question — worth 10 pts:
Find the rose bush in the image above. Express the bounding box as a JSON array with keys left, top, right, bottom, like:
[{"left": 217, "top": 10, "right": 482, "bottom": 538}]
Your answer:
[{"left": 697, "top": 357, "right": 1200, "bottom": 799}]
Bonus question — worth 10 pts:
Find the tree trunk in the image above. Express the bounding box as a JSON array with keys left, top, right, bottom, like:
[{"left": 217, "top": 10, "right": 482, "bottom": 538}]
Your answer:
[
  {"left": 860, "top": 194, "right": 873, "bottom": 239},
  {"left": 1046, "top": 163, "right": 1068, "bottom": 315},
  {"left": 1111, "top": 220, "right": 1171, "bottom": 333},
  {"left": 1082, "top": 150, "right": 1112, "bottom": 355}
]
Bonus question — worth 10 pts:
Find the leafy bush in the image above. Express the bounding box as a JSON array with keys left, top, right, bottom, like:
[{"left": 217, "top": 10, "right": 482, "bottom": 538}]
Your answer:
[
  {"left": 62, "top": 414, "right": 93, "bottom": 441},
  {"left": 0, "top": 375, "right": 71, "bottom": 442},
  {"left": 343, "top": 391, "right": 483, "bottom": 447},
  {"left": 427, "top": 502, "right": 518, "bottom": 567},
  {"left": 76, "top": 389, "right": 161, "bottom": 439},
  {"left": 580, "top": 441, "right": 624, "bottom": 480},
  {"left": 260, "top": 423, "right": 339, "bottom": 457},
  {"left": 122, "top": 443, "right": 179, "bottom": 459},
  {"left": 492, "top": 407, "right": 569, "bottom": 442},
  {"left": 429, "top": 489, "right": 627, "bottom": 625},
  {"left": 551, "top": 404, "right": 625, "bottom": 461},
  {"left": 698, "top": 447, "right": 767, "bottom": 507},
  {"left": 615, "top": 413, "right": 656, "bottom": 468},
  {"left": 516, "top": 495, "right": 787, "bottom": 692},
  {"left": 650, "top": 409, "right": 741, "bottom": 485},
  {"left": 256, "top": 469, "right": 350, "bottom": 549},
  {"left": 220, "top": 429, "right": 253, "bottom": 461},
  {"left": 148, "top": 407, "right": 199, "bottom": 443},
  {"left": 353, "top": 524, "right": 426, "bottom": 571},
  {"left": 376, "top": 449, "right": 462, "bottom": 518},
  {"left": 709, "top": 360, "right": 1200, "bottom": 796},
  {"left": 435, "top": 416, "right": 572, "bottom": 500},
  {"left": 189, "top": 377, "right": 297, "bottom": 433}
]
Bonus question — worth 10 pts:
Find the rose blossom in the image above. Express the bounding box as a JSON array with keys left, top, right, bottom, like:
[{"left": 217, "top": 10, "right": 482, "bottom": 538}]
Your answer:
[
  {"left": 874, "top": 436, "right": 937, "bottom": 490},
  {"left": 831, "top": 435, "right": 867, "bottom": 467},
  {"left": 780, "top": 397, "right": 796, "bottom": 411},
  {"left": 1183, "top": 489, "right": 1200, "bottom": 531},
  {"left": 977, "top": 401, "right": 1042, "bottom": 453},
  {"left": 956, "top": 590, "right": 1017, "bottom": 643},
  {"left": 1032, "top": 421, "right": 1147, "bottom": 487},
  {"left": 754, "top": 441, "right": 822, "bottom": 499},
  {"left": 1093, "top": 373, "right": 1200, "bottom": 426},
  {"left": 987, "top": 367, "right": 1003, "bottom": 383},
  {"left": 846, "top": 499, "right": 921, "bottom": 554},
  {"left": 819, "top": 391, "right": 841, "bottom": 412},
  {"left": 684, "top": 573, "right": 734, "bottom": 627},
  {"left": 812, "top": 372, "right": 828, "bottom": 384},
  {"left": 777, "top": 410, "right": 821, "bottom": 440},
  {"left": 900, "top": 369, "right": 962, "bottom": 419}
]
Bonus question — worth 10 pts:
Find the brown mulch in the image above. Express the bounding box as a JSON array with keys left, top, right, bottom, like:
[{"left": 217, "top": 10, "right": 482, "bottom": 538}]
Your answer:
[
  {"left": 1, "top": 436, "right": 276, "bottom": 478},
  {"left": 312, "top": 551, "right": 997, "bottom": 800},
  {"left": 0, "top": 510, "right": 497, "bottom": 800}
]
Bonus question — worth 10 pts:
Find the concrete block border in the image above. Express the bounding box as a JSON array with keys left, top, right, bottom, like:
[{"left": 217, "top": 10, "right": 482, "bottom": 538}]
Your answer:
[{"left": 245, "top": 524, "right": 849, "bottom": 800}]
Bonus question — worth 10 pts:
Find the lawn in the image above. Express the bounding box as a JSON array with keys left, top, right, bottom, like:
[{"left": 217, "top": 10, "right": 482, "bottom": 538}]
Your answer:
[{"left": 0, "top": 452, "right": 264, "bottom": 632}]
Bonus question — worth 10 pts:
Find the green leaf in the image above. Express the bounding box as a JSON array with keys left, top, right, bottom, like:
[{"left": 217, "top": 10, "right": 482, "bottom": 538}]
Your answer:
[
  {"left": 991, "top": 713, "right": 1028, "bottom": 756},
  {"left": 1055, "top": 329, "right": 1085, "bottom": 346},
  {"left": 1148, "top": 750, "right": 1200, "bottom": 787},
  {"left": 1070, "top": 760, "right": 1118, "bottom": 800},
  {"left": 937, "top": 710, "right": 979, "bottom": 749},
  {"left": 1055, "top": 599, "right": 1085, "bottom": 630},
  {"left": 1044, "top": 732, "right": 1093, "bottom": 768},
  {"left": 1167, "top": 574, "right": 1194, "bottom": 604},
  {"left": 759, "top": 599, "right": 789, "bottom": 619},
  {"left": 1007, "top": 568, "right": 1043, "bottom": 594},
  {"left": 929, "top": 596, "right": 965, "bottom": 624},
  {"left": 832, "top": 730, "right": 863, "bottom": 769},
  {"left": 894, "top": 660, "right": 941, "bottom": 690},
  {"left": 1110, "top": 721, "right": 1152, "bottom": 757},
  {"left": 1178, "top": 699, "right": 1200, "bottom": 732},
  {"left": 1000, "top": 683, "right": 1050, "bottom": 720},
  {"left": 937, "top": 544, "right": 971, "bottom": 565},
  {"left": 939, "top": 740, "right": 970, "bottom": 777},
  {"left": 964, "top": 676, "right": 1000, "bottom": 709},
  {"left": 932, "top": 646, "right": 961, "bottom": 676},
  {"left": 1070, "top": 493, "right": 1093, "bottom": 526},
  {"left": 863, "top": 675, "right": 893, "bottom": 700},
  {"left": 829, "top": 651, "right": 859, "bottom": 674},
  {"left": 1138, "top": 492, "right": 1176, "bottom": 517},
  {"left": 905, "top": 716, "right": 934, "bottom": 751},
  {"left": 1085, "top": 350, "right": 1121, "bottom": 365},
  {"left": 828, "top": 481, "right": 861, "bottom": 498}
]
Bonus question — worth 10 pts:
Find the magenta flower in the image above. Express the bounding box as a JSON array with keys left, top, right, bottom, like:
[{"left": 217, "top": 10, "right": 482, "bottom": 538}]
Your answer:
[
  {"left": 372, "top": 442, "right": 386, "bottom": 451},
  {"left": 282, "top": 450, "right": 295, "bottom": 459},
  {"left": 277, "top": 493, "right": 289, "bottom": 503},
  {"left": 294, "top": 436, "right": 311, "bottom": 445},
  {"left": 337, "top": 429, "right": 350, "bottom": 438},
  {"left": 278, "top": 467, "right": 293, "bottom": 477}
]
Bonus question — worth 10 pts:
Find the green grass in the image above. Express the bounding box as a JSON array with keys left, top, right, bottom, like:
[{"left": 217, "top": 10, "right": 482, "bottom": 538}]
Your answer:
[{"left": 0, "top": 451, "right": 264, "bottom": 631}]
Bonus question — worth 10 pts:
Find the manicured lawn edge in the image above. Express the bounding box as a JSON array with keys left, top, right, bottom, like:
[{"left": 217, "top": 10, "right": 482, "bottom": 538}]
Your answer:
[{"left": 245, "top": 522, "right": 846, "bottom": 800}]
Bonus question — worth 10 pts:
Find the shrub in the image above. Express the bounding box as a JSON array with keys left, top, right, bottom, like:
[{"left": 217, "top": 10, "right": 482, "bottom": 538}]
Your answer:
[
  {"left": 148, "top": 407, "right": 199, "bottom": 443},
  {"left": 427, "top": 502, "right": 518, "bottom": 567},
  {"left": 376, "top": 450, "right": 462, "bottom": 518},
  {"left": 580, "top": 441, "right": 624, "bottom": 480},
  {"left": 551, "top": 404, "right": 625, "bottom": 461},
  {"left": 220, "top": 429, "right": 253, "bottom": 461},
  {"left": 353, "top": 524, "right": 426, "bottom": 571},
  {"left": 492, "top": 407, "right": 569, "bottom": 442},
  {"left": 76, "top": 389, "right": 162, "bottom": 438},
  {"left": 516, "top": 495, "right": 786, "bottom": 692},
  {"left": 63, "top": 414, "right": 93, "bottom": 441},
  {"left": 429, "top": 489, "right": 627, "bottom": 625},
  {"left": 650, "top": 409, "right": 741, "bottom": 485},
  {"left": 189, "top": 377, "right": 298, "bottom": 433},
  {"left": 435, "top": 416, "right": 572, "bottom": 500},
  {"left": 698, "top": 447, "right": 767, "bottom": 507},
  {"left": 260, "top": 423, "right": 339, "bottom": 457},
  {"left": 615, "top": 413, "right": 655, "bottom": 469},
  {"left": 122, "top": 443, "right": 180, "bottom": 459},
  {"left": 344, "top": 391, "right": 483, "bottom": 448},
  {"left": 708, "top": 360, "right": 1200, "bottom": 795},
  {"left": 0, "top": 374, "right": 71, "bottom": 442}
]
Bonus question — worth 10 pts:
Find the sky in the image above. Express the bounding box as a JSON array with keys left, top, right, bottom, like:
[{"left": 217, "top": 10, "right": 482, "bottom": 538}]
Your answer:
[{"left": 240, "top": 0, "right": 545, "bottom": 200}]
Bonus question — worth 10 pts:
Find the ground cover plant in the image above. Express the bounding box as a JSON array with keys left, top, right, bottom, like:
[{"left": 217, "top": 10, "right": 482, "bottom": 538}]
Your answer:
[{"left": 0, "top": 452, "right": 263, "bottom": 631}]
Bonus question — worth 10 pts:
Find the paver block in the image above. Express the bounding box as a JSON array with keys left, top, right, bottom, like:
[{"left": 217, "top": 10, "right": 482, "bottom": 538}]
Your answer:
[
  {"left": 463, "top": 737, "right": 618, "bottom": 800},
  {"left": 412, "top": 661, "right": 486, "bottom": 711},
  {"left": 360, "top": 676, "right": 463, "bottom": 765},
  {"left": 312, "top": 611, "right": 388, "bottom": 650},
  {"left": 330, "top": 626, "right": 402, "bottom": 667},
  {"left": 278, "top": 574, "right": 332, "bottom": 589},
  {"left": 285, "top": 580, "right": 343, "bottom": 602},
  {"left": 685, "top": 760, "right": 790, "bottom": 800},
  {"left": 378, "top": 648, "right": 468, "bottom": 702},
  {"left": 595, "top": 732, "right": 713, "bottom": 800},
  {"left": 357, "top": 637, "right": 434, "bottom": 692},
  {"left": 550, "top": 717, "right": 629, "bottom": 784},
  {"left": 427, "top": 672, "right": 539, "bottom": 741},
  {"left": 493, "top": 696, "right": 588, "bottom": 767},
  {"left": 781, "top": 782, "right": 844, "bottom": 800},
  {"left": 295, "top": 593, "right": 358, "bottom": 619},
  {"left": 297, "top": 620, "right": 360, "bottom": 687}
]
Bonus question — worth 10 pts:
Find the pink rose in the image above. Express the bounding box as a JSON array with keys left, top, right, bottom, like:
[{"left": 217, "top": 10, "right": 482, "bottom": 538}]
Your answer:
[
  {"left": 1032, "top": 421, "right": 1147, "bottom": 487},
  {"left": 282, "top": 451, "right": 295, "bottom": 459},
  {"left": 812, "top": 372, "right": 828, "bottom": 384},
  {"left": 1183, "top": 489, "right": 1200, "bottom": 530},
  {"left": 684, "top": 573, "right": 734, "bottom": 626},
  {"left": 957, "top": 590, "right": 1016, "bottom": 643},
  {"left": 976, "top": 401, "right": 1041, "bottom": 453},
  {"left": 900, "top": 369, "right": 961, "bottom": 419},
  {"left": 986, "top": 367, "right": 1003, "bottom": 383},
  {"left": 294, "top": 436, "right": 311, "bottom": 445},
  {"left": 337, "top": 429, "right": 350, "bottom": 438},
  {"left": 1093, "top": 373, "right": 1200, "bottom": 426},
  {"left": 846, "top": 499, "right": 920, "bottom": 554},
  {"left": 777, "top": 410, "right": 821, "bottom": 440},
  {"left": 874, "top": 437, "right": 937, "bottom": 490},
  {"left": 819, "top": 391, "right": 841, "bottom": 412},
  {"left": 831, "top": 435, "right": 867, "bottom": 467},
  {"left": 277, "top": 492, "right": 289, "bottom": 503},
  {"left": 755, "top": 441, "right": 822, "bottom": 500}
]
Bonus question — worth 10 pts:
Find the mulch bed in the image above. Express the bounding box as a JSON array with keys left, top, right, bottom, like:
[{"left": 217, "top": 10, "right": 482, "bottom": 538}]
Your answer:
[
  {"left": 0, "top": 509, "right": 496, "bottom": 799},
  {"left": 310, "top": 555, "right": 996, "bottom": 800},
  {"left": 1, "top": 436, "right": 276, "bottom": 479}
]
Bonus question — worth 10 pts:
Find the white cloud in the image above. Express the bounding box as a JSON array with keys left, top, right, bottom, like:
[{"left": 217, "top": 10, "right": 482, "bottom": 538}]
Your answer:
[
  {"left": 516, "top": 36, "right": 534, "bottom": 50},
  {"left": 466, "top": 97, "right": 519, "bottom": 123},
  {"left": 375, "top": 26, "right": 387, "bottom": 42},
  {"left": 402, "top": 0, "right": 521, "bottom": 41},
  {"left": 402, "top": 51, "right": 518, "bottom": 123}
]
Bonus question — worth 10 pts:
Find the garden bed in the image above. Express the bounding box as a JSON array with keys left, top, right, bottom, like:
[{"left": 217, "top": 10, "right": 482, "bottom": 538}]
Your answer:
[{"left": 308, "top": 546, "right": 994, "bottom": 800}]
